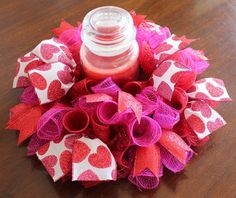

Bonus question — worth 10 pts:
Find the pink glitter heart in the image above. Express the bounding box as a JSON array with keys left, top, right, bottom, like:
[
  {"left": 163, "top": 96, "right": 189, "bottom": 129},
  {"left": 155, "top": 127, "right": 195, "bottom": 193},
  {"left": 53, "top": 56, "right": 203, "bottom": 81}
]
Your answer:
[{"left": 40, "top": 44, "right": 60, "bottom": 60}]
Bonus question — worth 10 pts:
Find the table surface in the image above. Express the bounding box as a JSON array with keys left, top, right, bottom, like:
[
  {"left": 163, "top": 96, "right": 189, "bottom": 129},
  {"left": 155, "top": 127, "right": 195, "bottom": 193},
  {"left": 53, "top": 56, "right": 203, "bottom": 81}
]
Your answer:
[{"left": 0, "top": 0, "right": 236, "bottom": 197}]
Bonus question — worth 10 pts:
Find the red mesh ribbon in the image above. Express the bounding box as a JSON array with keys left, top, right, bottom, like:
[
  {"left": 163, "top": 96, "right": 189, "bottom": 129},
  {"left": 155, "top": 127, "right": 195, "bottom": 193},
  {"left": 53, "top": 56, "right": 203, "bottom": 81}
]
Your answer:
[
  {"left": 68, "top": 78, "right": 97, "bottom": 101},
  {"left": 133, "top": 144, "right": 161, "bottom": 177},
  {"left": 159, "top": 130, "right": 193, "bottom": 165},
  {"left": 91, "top": 113, "right": 110, "bottom": 143},
  {"left": 122, "top": 80, "right": 150, "bottom": 96},
  {"left": 63, "top": 109, "right": 90, "bottom": 134},
  {"left": 6, "top": 103, "right": 43, "bottom": 145},
  {"left": 169, "top": 87, "right": 188, "bottom": 112}
]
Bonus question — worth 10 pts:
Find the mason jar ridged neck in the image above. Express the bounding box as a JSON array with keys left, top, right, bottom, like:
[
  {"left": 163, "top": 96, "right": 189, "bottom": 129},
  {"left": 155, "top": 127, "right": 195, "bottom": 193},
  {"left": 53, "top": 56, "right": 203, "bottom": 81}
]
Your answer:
[{"left": 81, "top": 6, "right": 136, "bottom": 57}]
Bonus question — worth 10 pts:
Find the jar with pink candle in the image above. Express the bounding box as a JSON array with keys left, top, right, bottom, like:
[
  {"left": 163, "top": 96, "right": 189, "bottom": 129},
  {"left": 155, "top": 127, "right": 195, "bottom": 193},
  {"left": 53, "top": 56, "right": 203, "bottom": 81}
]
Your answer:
[{"left": 80, "top": 6, "right": 139, "bottom": 85}]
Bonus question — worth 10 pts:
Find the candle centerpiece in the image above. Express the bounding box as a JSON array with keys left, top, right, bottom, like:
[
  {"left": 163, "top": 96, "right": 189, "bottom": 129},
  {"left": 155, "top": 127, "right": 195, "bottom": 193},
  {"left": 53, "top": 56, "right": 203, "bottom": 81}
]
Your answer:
[
  {"left": 80, "top": 6, "right": 139, "bottom": 84},
  {"left": 7, "top": 6, "right": 231, "bottom": 191}
]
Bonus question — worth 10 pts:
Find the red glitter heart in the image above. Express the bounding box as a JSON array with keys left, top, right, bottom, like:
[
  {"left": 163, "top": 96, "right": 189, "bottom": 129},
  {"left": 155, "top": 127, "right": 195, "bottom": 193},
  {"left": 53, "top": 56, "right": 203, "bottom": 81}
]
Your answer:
[
  {"left": 155, "top": 42, "right": 172, "bottom": 54},
  {"left": 41, "top": 155, "right": 57, "bottom": 177},
  {"left": 47, "top": 80, "right": 65, "bottom": 101},
  {"left": 60, "top": 150, "right": 72, "bottom": 174},
  {"left": 57, "top": 66, "right": 72, "bottom": 84},
  {"left": 40, "top": 44, "right": 60, "bottom": 60},
  {"left": 64, "top": 135, "right": 80, "bottom": 150},
  {"left": 191, "top": 102, "right": 212, "bottom": 118},
  {"left": 60, "top": 46, "right": 73, "bottom": 60},
  {"left": 37, "top": 142, "right": 50, "bottom": 155},
  {"left": 77, "top": 169, "right": 99, "bottom": 181},
  {"left": 156, "top": 81, "right": 172, "bottom": 100},
  {"left": 207, "top": 118, "right": 224, "bottom": 132},
  {"left": 153, "top": 61, "right": 171, "bottom": 77},
  {"left": 73, "top": 140, "right": 91, "bottom": 163},
  {"left": 206, "top": 82, "right": 224, "bottom": 97},
  {"left": 187, "top": 114, "right": 205, "bottom": 133},
  {"left": 24, "top": 60, "right": 44, "bottom": 73},
  {"left": 195, "top": 92, "right": 211, "bottom": 100},
  {"left": 16, "top": 76, "right": 30, "bottom": 87},
  {"left": 88, "top": 145, "right": 112, "bottom": 168},
  {"left": 170, "top": 71, "right": 184, "bottom": 83},
  {"left": 36, "top": 64, "right": 52, "bottom": 71},
  {"left": 29, "top": 72, "right": 47, "bottom": 90}
]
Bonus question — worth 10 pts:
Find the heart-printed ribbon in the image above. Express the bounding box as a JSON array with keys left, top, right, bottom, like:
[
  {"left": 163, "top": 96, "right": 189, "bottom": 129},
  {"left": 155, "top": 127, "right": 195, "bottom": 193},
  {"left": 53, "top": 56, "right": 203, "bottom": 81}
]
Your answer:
[
  {"left": 184, "top": 101, "right": 226, "bottom": 139},
  {"left": 72, "top": 136, "right": 117, "bottom": 181},
  {"left": 37, "top": 135, "right": 117, "bottom": 182},
  {"left": 152, "top": 60, "right": 191, "bottom": 100},
  {"left": 13, "top": 38, "right": 77, "bottom": 104},
  {"left": 154, "top": 34, "right": 194, "bottom": 64}
]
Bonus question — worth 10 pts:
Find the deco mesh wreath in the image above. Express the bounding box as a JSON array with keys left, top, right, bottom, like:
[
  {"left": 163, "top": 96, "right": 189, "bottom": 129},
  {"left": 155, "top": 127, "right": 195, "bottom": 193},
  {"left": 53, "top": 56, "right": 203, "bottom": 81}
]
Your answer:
[{"left": 6, "top": 11, "right": 231, "bottom": 190}]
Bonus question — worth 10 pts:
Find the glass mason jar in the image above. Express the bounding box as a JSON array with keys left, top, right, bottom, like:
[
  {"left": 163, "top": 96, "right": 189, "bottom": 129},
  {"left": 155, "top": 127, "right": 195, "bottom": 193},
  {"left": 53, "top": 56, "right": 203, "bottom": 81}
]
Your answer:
[{"left": 80, "top": 6, "right": 139, "bottom": 85}]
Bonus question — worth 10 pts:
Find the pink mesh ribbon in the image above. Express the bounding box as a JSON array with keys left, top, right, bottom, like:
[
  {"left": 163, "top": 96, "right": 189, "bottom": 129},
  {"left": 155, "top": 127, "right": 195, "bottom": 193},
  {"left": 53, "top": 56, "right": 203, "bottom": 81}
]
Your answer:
[
  {"left": 153, "top": 99, "right": 180, "bottom": 129},
  {"left": 118, "top": 90, "right": 142, "bottom": 123},
  {"left": 128, "top": 168, "right": 162, "bottom": 190},
  {"left": 154, "top": 34, "right": 194, "bottom": 64},
  {"left": 169, "top": 47, "right": 209, "bottom": 74},
  {"left": 184, "top": 101, "right": 226, "bottom": 139},
  {"left": 91, "top": 77, "right": 120, "bottom": 96},
  {"left": 135, "top": 19, "right": 171, "bottom": 76},
  {"left": 37, "top": 106, "right": 71, "bottom": 140},
  {"left": 152, "top": 60, "right": 193, "bottom": 100},
  {"left": 160, "top": 144, "right": 193, "bottom": 173},
  {"left": 19, "top": 85, "right": 40, "bottom": 105},
  {"left": 27, "top": 134, "right": 49, "bottom": 156},
  {"left": 96, "top": 101, "right": 132, "bottom": 125},
  {"left": 159, "top": 130, "right": 193, "bottom": 165},
  {"left": 59, "top": 23, "right": 82, "bottom": 47},
  {"left": 36, "top": 134, "right": 79, "bottom": 181},
  {"left": 129, "top": 116, "right": 162, "bottom": 147},
  {"left": 63, "top": 109, "right": 90, "bottom": 134},
  {"left": 52, "top": 20, "right": 83, "bottom": 70},
  {"left": 187, "top": 78, "right": 231, "bottom": 102},
  {"left": 73, "top": 96, "right": 100, "bottom": 115},
  {"left": 72, "top": 136, "right": 117, "bottom": 181},
  {"left": 135, "top": 86, "right": 162, "bottom": 115}
]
